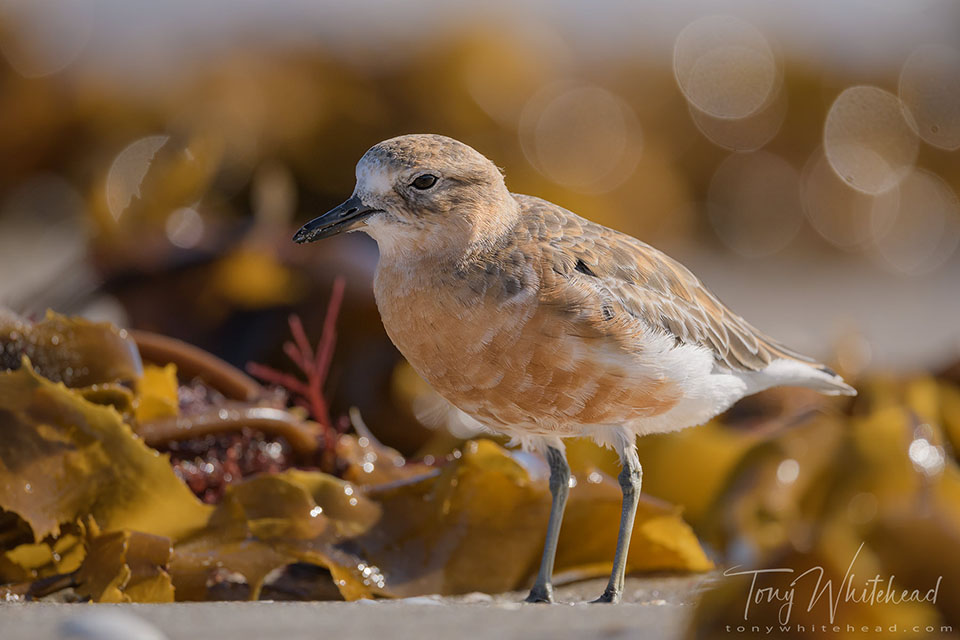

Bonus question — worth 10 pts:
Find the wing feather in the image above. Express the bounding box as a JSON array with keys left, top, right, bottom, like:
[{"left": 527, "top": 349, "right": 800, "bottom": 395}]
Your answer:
[{"left": 519, "top": 195, "right": 821, "bottom": 373}]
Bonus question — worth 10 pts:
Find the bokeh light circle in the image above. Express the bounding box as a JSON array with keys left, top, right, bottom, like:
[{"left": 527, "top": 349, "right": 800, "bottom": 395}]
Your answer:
[
  {"left": 707, "top": 151, "right": 803, "bottom": 258},
  {"left": 823, "top": 86, "right": 918, "bottom": 195},
  {"left": 871, "top": 169, "right": 960, "bottom": 275},
  {"left": 105, "top": 136, "right": 171, "bottom": 221},
  {"left": 802, "top": 150, "right": 899, "bottom": 250},
  {"left": 519, "top": 84, "right": 642, "bottom": 193},
  {"left": 899, "top": 44, "right": 960, "bottom": 150},
  {"left": 0, "top": 0, "right": 93, "bottom": 77},
  {"left": 689, "top": 86, "right": 787, "bottom": 151},
  {"left": 165, "top": 207, "right": 205, "bottom": 249},
  {"left": 673, "top": 15, "right": 778, "bottom": 119}
]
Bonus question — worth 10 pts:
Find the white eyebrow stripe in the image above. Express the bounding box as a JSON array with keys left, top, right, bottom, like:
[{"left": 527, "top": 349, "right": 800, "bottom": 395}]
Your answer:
[{"left": 356, "top": 157, "right": 396, "bottom": 196}]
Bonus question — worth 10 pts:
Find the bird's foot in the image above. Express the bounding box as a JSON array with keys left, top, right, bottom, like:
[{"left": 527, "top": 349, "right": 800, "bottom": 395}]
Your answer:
[
  {"left": 524, "top": 583, "right": 554, "bottom": 603},
  {"left": 590, "top": 587, "right": 622, "bottom": 604}
]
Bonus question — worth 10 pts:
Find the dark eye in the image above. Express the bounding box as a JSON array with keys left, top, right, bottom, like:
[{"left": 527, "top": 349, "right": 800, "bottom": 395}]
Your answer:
[{"left": 410, "top": 174, "right": 438, "bottom": 190}]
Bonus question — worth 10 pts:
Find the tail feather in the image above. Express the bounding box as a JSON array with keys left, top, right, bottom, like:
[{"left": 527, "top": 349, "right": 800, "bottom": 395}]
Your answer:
[
  {"left": 802, "top": 365, "right": 857, "bottom": 396},
  {"left": 745, "top": 358, "right": 857, "bottom": 396}
]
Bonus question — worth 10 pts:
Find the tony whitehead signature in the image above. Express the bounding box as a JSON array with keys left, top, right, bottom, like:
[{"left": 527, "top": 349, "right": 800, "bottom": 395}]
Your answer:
[{"left": 724, "top": 543, "right": 942, "bottom": 624}]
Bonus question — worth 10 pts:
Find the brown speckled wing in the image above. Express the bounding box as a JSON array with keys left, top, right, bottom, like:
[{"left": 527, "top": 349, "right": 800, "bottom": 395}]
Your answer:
[{"left": 516, "top": 195, "right": 820, "bottom": 373}]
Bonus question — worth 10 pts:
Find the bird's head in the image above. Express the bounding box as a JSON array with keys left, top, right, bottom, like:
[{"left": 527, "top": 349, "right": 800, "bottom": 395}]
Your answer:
[{"left": 293, "top": 134, "right": 517, "bottom": 256}]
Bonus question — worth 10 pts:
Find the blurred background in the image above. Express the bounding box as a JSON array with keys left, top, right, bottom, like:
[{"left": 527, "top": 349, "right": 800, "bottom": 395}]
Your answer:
[
  {"left": 3, "top": 0, "right": 960, "bottom": 631},
  {"left": 4, "top": 0, "right": 960, "bottom": 471}
]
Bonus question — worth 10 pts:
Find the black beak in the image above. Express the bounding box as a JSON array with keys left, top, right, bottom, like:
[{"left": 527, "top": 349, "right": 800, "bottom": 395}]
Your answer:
[{"left": 293, "top": 195, "right": 381, "bottom": 244}]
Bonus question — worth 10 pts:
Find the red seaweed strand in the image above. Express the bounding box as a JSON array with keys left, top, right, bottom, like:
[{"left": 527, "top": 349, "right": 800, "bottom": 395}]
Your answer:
[{"left": 246, "top": 277, "right": 346, "bottom": 469}]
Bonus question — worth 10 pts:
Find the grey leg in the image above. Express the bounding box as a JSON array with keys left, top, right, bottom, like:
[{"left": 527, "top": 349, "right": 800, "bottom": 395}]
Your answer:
[
  {"left": 592, "top": 445, "right": 642, "bottom": 604},
  {"left": 525, "top": 445, "right": 570, "bottom": 603}
]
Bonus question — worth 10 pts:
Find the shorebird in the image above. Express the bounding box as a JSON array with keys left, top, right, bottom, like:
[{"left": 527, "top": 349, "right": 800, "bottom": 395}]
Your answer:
[{"left": 294, "top": 134, "right": 855, "bottom": 604}]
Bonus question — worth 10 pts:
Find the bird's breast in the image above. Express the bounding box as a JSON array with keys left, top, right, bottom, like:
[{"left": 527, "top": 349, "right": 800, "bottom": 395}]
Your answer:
[
  {"left": 372, "top": 258, "right": 679, "bottom": 430},
  {"left": 373, "top": 260, "right": 535, "bottom": 394}
]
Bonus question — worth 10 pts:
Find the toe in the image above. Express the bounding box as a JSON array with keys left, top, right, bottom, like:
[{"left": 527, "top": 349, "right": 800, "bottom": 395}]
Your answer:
[
  {"left": 590, "top": 589, "right": 622, "bottom": 604},
  {"left": 524, "top": 585, "right": 554, "bottom": 603}
]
